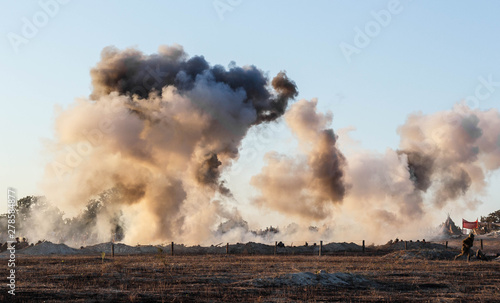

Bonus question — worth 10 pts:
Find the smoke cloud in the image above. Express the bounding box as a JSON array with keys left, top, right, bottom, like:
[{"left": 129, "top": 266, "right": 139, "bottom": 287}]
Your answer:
[
  {"left": 34, "top": 44, "right": 500, "bottom": 246},
  {"left": 251, "top": 99, "right": 348, "bottom": 220},
  {"left": 397, "top": 104, "right": 500, "bottom": 208},
  {"left": 251, "top": 103, "right": 500, "bottom": 242},
  {"left": 41, "top": 44, "right": 297, "bottom": 245}
]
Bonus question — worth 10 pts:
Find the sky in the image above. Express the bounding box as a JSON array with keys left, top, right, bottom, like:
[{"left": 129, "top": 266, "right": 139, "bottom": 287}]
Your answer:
[{"left": 1, "top": 0, "right": 500, "bottom": 229}]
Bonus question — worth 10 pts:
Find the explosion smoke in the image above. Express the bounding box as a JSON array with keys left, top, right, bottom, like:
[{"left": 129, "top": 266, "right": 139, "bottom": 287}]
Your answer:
[
  {"left": 397, "top": 104, "right": 500, "bottom": 209},
  {"left": 42, "top": 44, "right": 297, "bottom": 245},
  {"left": 36, "top": 44, "right": 500, "bottom": 246},
  {"left": 252, "top": 103, "right": 500, "bottom": 242},
  {"left": 251, "top": 99, "right": 348, "bottom": 220}
]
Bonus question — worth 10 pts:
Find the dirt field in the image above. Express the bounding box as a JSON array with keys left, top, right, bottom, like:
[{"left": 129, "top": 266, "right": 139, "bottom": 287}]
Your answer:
[{"left": 3, "top": 253, "right": 500, "bottom": 302}]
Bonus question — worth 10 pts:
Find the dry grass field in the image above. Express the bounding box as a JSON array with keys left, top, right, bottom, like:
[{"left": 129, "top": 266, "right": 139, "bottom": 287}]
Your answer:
[{"left": 3, "top": 253, "right": 500, "bottom": 302}]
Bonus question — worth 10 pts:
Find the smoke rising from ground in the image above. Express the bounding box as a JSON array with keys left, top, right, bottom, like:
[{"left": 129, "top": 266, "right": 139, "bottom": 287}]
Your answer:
[
  {"left": 251, "top": 99, "right": 348, "bottom": 220},
  {"left": 397, "top": 104, "right": 500, "bottom": 208},
  {"left": 251, "top": 103, "right": 500, "bottom": 242},
  {"left": 41, "top": 44, "right": 297, "bottom": 245},
  {"left": 33, "top": 44, "right": 500, "bottom": 246}
]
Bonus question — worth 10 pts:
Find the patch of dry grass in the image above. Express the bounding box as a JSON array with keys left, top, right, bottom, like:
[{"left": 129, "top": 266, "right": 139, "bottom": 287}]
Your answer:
[{"left": 2, "top": 254, "right": 499, "bottom": 302}]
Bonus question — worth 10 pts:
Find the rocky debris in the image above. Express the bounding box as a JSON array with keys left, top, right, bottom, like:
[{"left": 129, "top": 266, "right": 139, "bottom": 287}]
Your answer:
[
  {"left": 248, "top": 270, "right": 373, "bottom": 287},
  {"left": 383, "top": 249, "right": 457, "bottom": 261}
]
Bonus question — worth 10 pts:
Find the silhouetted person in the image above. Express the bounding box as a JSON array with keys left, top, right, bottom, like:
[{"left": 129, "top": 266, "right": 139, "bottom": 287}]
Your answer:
[{"left": 455, "top": 233, "right": 474, "bottom": 261}]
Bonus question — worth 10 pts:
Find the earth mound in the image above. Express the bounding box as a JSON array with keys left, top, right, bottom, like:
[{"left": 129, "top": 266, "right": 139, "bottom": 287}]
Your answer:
[
  {"left": 83, "top": 242, "right": 160, "bottom": 255},
  {"left": 380, "top": 241, "right": 447, "bottom": 251},
  {"left": 384, "top": 249, "right": 457, "bottom": 260},
  {"left": 17, "top": 241, "right": 81, "bottom": 255},
  {"left": 249, "top": 270, "right": 373, "bottom": 287}
]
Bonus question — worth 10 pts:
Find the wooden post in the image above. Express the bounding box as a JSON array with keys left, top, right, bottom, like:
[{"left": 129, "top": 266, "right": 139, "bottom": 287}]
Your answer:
[
  {"left": 481, "top": 239, "right": 483, "bottom": 250},
  {"left": 319, "top": 241, "right": 323, "bottom": 256},
  {"left": 274, "top": 241, "right": 277, "bottom": 256},
  {"left": 171, "top": 241, "right": 174, "bottom": 256},
  {"left": 362, "top": 240, "right": 365, "bottom": 253},
  {"left": 111, "top": 243, "right": 114, "bottom": 258},
  {"left": 445, "top": 241, "right": 448, "bottom": 249},
  {"left": 404, "top": 241, "right": 407, "bottom": 250},
  {"left": 226, "top": 243, "right": 229, "bottom": 255}
]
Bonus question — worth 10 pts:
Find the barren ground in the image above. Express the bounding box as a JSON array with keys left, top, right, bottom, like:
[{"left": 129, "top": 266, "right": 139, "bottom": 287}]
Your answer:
[{"left": 3, "top": 252, "right": 500, "bottom": 302}]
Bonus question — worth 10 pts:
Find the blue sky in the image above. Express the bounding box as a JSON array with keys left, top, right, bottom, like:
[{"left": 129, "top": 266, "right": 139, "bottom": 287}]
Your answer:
[{"left": 1, "top": 0, "right": 500, "bottom": 221}]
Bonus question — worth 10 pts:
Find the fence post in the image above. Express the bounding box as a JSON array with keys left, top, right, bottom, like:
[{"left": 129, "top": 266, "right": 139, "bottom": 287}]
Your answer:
[
  {"left": 319, "top": 241, "right": 323, "bottom": 256},
  {"left": 274, "top": 241, "right": 277, "bottom": 256},
  {"left": 362, "top": 240, "right": 365, "bottom": 253},
  {"left": 171, "top": 242, "right": 174, "bottom": 256},
  {"left": 111, "top": 243, "right": 114, "bottom": 258},
  {"left": 481, "top": 239, "right": 483, "bottom": 250},
  {"left": 445, "top": 241, "right": 448, "bottom": 249},
  {"left": 226, "top": 243, "right": 229, "bottom": 255}
]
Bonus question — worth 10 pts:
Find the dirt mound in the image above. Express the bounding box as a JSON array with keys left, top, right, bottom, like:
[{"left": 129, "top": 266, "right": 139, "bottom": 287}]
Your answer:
[
  {"left": 381, "top": 241, "right": 447, "bottom": 251},
  {"left": 230, "top": 242, "right": 274, "bottom": 254},
  {"left": 226, "top": 241, "right": 361, "bottom": 255},
  {"left": 384, "top": 249, "right": 457, "bottom": 260},
  {"left": 17, "top": 241, "right": 81, "bottom": 255},
  {"left": 83, "top": 242, "right": 160, "bottom": 255},
  {"left": 323, "top": 242, "right": 362, "bottom": 252},
  {"left": 249, "top": 270, "right": 373, "bottom": 287}
]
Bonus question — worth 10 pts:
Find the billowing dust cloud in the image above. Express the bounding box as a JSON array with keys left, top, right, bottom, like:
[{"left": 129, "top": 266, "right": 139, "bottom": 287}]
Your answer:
[
  {"left": 41, "top": 44, "right": 297, "bottom": 245},
  {"left": 251, "top": 99, "right": 347, "bottom": 220},
  {"left": 38, "top": 43, "right": 500, "bottom": 245},
  {"left": 252, "top": 103, "right": 500, "bottom": 242}
]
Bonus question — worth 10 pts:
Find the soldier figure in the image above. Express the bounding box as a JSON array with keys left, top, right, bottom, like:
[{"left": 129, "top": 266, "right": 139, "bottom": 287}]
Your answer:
[{"left": 454, "top": 233, "right": 474, "bottom": 261}]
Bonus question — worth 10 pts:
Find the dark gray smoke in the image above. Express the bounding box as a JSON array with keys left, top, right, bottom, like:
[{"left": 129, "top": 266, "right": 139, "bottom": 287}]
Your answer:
[
  {"left": 397, "top": 105, "right": 500, "bottom": 209},
  {"left": 397, "top": 150, "right": 434, "bottom": 192},
  {"left": 251, "top": 99, "right": 348, "bottom": 220},
  {"left": 309, "top": 129, "right": 347, "bottom": 202},
  {"left": 90, "top": 45, "right": 297, "bottom": 124},
  {"left": 42, "top": 44, "right": 298, "bottom": 244}
]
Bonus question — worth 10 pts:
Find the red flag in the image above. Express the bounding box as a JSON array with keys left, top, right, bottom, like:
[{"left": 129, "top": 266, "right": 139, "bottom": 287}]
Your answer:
[{"left": 462, "top": 219, "right": 478, "bottom": 229}]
